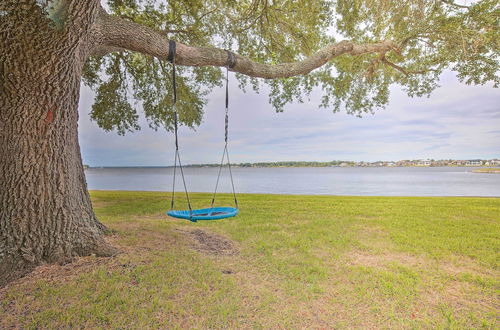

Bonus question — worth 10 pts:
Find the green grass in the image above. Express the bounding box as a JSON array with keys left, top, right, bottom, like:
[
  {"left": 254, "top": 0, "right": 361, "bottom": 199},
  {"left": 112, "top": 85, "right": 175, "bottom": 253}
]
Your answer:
[
  {"left": 472, "top": 168, "right": 500, "bottom": 173},
  {"left": 1, "top": 191, "right": 499, "bottom": 328}
]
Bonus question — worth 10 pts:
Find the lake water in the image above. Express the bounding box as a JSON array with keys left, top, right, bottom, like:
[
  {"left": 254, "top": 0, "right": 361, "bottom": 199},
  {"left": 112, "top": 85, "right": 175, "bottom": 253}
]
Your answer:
[{"left": 85, "top": 167, "right": 500, "bottom": 197}]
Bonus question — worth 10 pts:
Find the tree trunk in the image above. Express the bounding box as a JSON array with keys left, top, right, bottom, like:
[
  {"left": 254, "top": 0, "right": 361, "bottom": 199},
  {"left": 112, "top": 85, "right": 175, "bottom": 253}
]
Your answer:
[{"left": 0, "top": 1, "right": 117, "bottom": 286}]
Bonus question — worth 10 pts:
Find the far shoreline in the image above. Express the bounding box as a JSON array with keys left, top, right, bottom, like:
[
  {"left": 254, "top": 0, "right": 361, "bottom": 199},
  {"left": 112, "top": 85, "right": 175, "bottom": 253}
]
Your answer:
[
  {"left": 84, "top": 165, "right": 500, "bottom": 169},
  {"left": 472, "top": 168, "right": 500, "bottom": 174}
]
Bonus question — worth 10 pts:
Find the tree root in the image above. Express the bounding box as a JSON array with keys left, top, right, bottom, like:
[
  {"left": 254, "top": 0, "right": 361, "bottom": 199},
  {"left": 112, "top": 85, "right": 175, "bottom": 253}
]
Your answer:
[
  {"left": 0, "top": 237, "right": 120, "bottom": 288},
  {"left": 92, "top": 238, "right": 121, "bottom": 258},
  {"left": 0, "top": 256, "right": 37, "bottom": 288}
]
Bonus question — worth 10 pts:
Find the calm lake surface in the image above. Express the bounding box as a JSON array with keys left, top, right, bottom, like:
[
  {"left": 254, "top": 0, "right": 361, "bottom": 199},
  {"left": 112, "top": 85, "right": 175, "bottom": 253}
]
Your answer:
[{"left": 85, "top": 167, "right": 500, "bottom": 197}]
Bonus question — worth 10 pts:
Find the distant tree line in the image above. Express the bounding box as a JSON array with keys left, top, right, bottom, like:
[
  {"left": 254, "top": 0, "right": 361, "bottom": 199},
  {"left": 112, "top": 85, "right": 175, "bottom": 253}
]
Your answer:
[
  {"left": 182, "top": 159, "right": 500, "bottom": 168},
  {"left": 185, "top": 161, "right": 352, "bottom": 168}
]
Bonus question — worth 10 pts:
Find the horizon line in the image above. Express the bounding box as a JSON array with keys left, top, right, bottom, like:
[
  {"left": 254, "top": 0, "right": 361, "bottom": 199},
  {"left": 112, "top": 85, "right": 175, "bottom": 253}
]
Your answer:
[{"left": 84, "top": 157, "right": 500, "bottom": 168}]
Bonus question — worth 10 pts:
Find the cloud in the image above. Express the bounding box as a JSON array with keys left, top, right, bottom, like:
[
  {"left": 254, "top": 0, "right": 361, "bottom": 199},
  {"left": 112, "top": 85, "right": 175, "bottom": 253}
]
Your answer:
[{"left": 78, "top": 70, "right": 500, "bottom": 166}]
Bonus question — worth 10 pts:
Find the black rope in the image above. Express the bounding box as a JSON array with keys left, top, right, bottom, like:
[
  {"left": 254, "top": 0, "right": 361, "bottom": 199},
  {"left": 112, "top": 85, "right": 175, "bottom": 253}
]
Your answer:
[
  {"left": 211, "top": 145, "right": 227, "bottom": 208},
  {"left": 167, "top": 39, "right": 176, "bottom": 64},
  {"left": 225, "top": 146, "right": 238, "bottom": 208},
  {"left": 211, "top": 66, "right": 238, "bottom": 209},
  {"left": 173, "top": 64, "right": 178, "bottom": 150},
  {"left": 176, "top": 150, "right": 193, "bottom": 217},
  {"left": 223, "top": 64, "right": 238, "bottom": 207},
  {"left": 226, "top": 50, "right": 237, "bottom": 69},
  {"left": 225, "top": 68, "right": 229, "bottom": 143},
  {"left": 168, "top": 40, "right": 192, "bottom": 218},
  {"left": 170, "top": 149, "right": 177, "bottom": 209}
]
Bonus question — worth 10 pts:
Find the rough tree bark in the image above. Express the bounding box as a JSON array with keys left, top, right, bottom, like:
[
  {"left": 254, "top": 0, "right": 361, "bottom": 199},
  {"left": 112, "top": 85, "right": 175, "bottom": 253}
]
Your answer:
[
  {"left": 0, "top": 1, "right": 118, "bottom": 286},
  {"left": 93, "top": 8, "right": 398, "bottom": 78},
  {"left": 0, "top": 1, "right": 400, "bottom": 286}
]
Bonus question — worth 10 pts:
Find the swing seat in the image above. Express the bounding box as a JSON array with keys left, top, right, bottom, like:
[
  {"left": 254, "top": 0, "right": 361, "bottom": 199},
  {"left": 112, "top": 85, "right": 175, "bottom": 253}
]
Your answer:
[{"left": 167, "top": 207, "right": 238, "bottom": 222}]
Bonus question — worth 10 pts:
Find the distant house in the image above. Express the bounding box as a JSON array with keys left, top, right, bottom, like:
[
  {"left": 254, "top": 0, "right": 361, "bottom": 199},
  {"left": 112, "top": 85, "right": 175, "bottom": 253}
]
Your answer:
[
  {"left": 417, "top": 159, "right": 431, "bottom": 166},
  {"left": 466, "top": 159, "right": 482, "bottom": 166}
]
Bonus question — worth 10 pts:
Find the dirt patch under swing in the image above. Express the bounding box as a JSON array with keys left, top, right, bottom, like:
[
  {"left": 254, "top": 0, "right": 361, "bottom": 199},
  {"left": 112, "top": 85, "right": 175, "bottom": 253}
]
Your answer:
[{"left": 180, "top": 229, "right": 239, "bottom": 256}]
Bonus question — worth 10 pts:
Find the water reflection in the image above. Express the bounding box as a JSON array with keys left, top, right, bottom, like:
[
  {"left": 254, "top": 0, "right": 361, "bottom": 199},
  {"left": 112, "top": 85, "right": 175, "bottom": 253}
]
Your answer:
[{"left": 85, "top": 167, "right": 500, "bottom": 197}]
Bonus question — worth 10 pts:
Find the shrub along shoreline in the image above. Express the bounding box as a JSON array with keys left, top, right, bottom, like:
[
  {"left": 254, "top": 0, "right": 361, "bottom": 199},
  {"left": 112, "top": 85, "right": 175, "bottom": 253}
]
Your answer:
[{"left": 472, "top": 168, "right": 500, "bottom": 173}]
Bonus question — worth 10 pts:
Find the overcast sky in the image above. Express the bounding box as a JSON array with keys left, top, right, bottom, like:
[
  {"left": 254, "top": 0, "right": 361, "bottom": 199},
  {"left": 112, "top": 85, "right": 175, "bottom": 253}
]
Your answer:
[{"left": 78, "top": 70, "right": 500, "bottom": 166}]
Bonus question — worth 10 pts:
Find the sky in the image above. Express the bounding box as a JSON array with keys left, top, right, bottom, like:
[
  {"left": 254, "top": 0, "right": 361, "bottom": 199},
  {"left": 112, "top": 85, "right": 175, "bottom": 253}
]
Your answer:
[{"left": 78, "top": 70, "right": 500, "bottom": 167}]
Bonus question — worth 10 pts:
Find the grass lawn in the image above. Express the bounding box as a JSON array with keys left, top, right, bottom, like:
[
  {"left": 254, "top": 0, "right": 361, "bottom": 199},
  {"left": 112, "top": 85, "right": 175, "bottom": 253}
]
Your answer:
[{"left": 1, "top": 191, "right": 499, "bottom": 328}]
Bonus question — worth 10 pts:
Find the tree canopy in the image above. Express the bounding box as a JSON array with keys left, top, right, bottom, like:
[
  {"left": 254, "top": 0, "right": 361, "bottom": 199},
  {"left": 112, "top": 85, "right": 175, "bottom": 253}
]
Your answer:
[{"left": 80, "top": 0, "right": 499, "bottom": 135}]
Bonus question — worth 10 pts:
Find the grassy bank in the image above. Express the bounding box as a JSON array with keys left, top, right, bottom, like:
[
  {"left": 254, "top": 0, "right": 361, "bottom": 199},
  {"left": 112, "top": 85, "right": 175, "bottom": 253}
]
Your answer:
[
  {"left": 472, "top": 168, "right": 500, "bottom": 173},
  {"left": 1, "top": 192, "right": 499, "bottom": 328}
]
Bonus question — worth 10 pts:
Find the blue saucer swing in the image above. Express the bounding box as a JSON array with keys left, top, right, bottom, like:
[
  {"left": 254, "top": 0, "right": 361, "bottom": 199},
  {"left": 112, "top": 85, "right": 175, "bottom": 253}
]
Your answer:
[
  {"left": 168, "top": 207, "right": 238, "bottom": 221},
  {"left": 166, "top": 40, "right": 238, "bottom": 223}
]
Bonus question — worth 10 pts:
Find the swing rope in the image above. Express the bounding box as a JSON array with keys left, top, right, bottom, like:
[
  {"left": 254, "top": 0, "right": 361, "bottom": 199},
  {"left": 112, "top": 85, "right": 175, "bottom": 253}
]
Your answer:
[
  {"left": 211, "top": 51, "right": 238, "bottom": 209},
  {"left": 168, "top": 40, "right": 192, "bottom": 218},
  {"left": 168, "top": 40, "right": 238, "bottom": 220}
]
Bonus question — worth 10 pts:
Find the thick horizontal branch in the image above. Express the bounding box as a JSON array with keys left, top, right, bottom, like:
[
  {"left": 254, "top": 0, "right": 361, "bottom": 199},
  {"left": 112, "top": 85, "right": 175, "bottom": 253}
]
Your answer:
[
  {"left": 93, "top": 8, "right": 398, "bottom": 79},
  {"left": 91, "top": 45, "right": 123, "bottom": 57}
]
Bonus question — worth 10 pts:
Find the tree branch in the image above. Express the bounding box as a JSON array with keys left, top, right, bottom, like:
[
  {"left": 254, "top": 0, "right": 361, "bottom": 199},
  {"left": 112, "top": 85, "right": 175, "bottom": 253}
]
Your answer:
[
  {"left": 382, "top": 57, "right": 409, "bottom": 76},
  {"left": 440, "top": 0, "right": 470, "bottom": 9},
  {"left": 91, "top": 45, "right": 124, "bottom": 57},
  {"left": 381, "top": 57, "right": 438, "bottom": 76},
  {"left": 92, "top": 9, "right": 398, "bottom": 79}
]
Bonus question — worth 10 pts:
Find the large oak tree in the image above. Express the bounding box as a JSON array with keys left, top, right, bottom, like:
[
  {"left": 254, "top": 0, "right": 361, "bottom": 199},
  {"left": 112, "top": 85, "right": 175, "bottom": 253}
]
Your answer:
[{"left": 0, "top": 0, "right": 498, "bottom": 285}]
